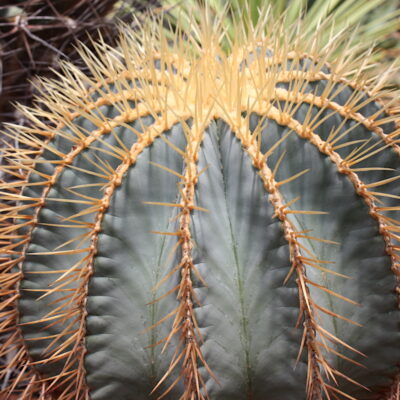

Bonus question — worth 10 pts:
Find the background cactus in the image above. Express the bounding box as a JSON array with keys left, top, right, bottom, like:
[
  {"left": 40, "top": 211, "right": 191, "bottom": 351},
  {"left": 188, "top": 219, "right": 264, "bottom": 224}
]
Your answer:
[{"left": 0, "top": 5, "right": 400, "bottom": 400}]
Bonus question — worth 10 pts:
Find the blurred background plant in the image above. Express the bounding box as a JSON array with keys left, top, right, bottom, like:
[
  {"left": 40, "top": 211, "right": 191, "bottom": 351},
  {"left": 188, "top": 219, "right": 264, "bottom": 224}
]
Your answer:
[{"left": 160, "top": 0, "right": 400, "bottom": 90}]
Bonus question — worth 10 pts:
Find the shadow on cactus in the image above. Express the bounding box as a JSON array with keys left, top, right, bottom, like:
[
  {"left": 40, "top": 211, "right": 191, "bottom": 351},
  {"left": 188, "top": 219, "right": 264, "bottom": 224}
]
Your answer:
[{"left": 0, "top": 5, "right": 399, "bottom": 400}]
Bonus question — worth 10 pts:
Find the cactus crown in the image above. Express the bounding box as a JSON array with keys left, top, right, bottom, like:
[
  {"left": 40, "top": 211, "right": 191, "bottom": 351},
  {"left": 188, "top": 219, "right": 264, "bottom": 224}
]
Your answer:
[{"left": 1, "top": 5, "right": 399, "bottom": 400}]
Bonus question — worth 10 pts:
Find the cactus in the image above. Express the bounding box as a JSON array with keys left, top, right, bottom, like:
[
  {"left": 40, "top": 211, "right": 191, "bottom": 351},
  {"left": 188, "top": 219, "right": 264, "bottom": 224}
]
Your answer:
[{"left": 0, "top": 6, "right": 399, "bottom": 400}]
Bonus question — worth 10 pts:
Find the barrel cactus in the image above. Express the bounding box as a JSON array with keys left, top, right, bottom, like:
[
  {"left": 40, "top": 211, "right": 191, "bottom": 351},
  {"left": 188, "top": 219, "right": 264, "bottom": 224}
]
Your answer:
[{"left": 0, "top": 6, "right": 399, "bottom": 400}]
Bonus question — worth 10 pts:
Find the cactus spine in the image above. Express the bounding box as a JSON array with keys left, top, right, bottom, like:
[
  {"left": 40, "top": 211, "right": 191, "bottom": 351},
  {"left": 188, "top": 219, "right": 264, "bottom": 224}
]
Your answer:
[{"left": 0, "top": 6, "right": 399, "bottom": 400}]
